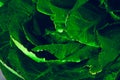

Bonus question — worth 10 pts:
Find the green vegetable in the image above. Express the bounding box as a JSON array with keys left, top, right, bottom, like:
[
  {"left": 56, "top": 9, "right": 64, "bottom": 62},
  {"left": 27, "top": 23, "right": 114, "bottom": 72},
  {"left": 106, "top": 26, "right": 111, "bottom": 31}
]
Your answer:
[{"left": 1, "top": 0, "right": 120, "bottom": 80}]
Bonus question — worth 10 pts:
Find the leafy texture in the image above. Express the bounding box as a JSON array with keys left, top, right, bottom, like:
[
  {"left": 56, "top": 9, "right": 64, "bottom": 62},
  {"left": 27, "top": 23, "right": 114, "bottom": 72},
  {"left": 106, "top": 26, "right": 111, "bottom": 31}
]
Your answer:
[
  {"left": 10, "top": 36, "right": 45, "bottom": 62},
  {"left": 32, "top": 42, "right": 98, "bottom": 62},
  {"left": 66, "top": 2, "right": 106, "bottom": 47},
  {"left": 98, "top": 23, "right": 120, "bottom": 68},
  {"left": 1, "top": 0, "right": 120, "bottom": 80},
  {"left": 36, "top": 0, "right": 52, "bottom": 15}
]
